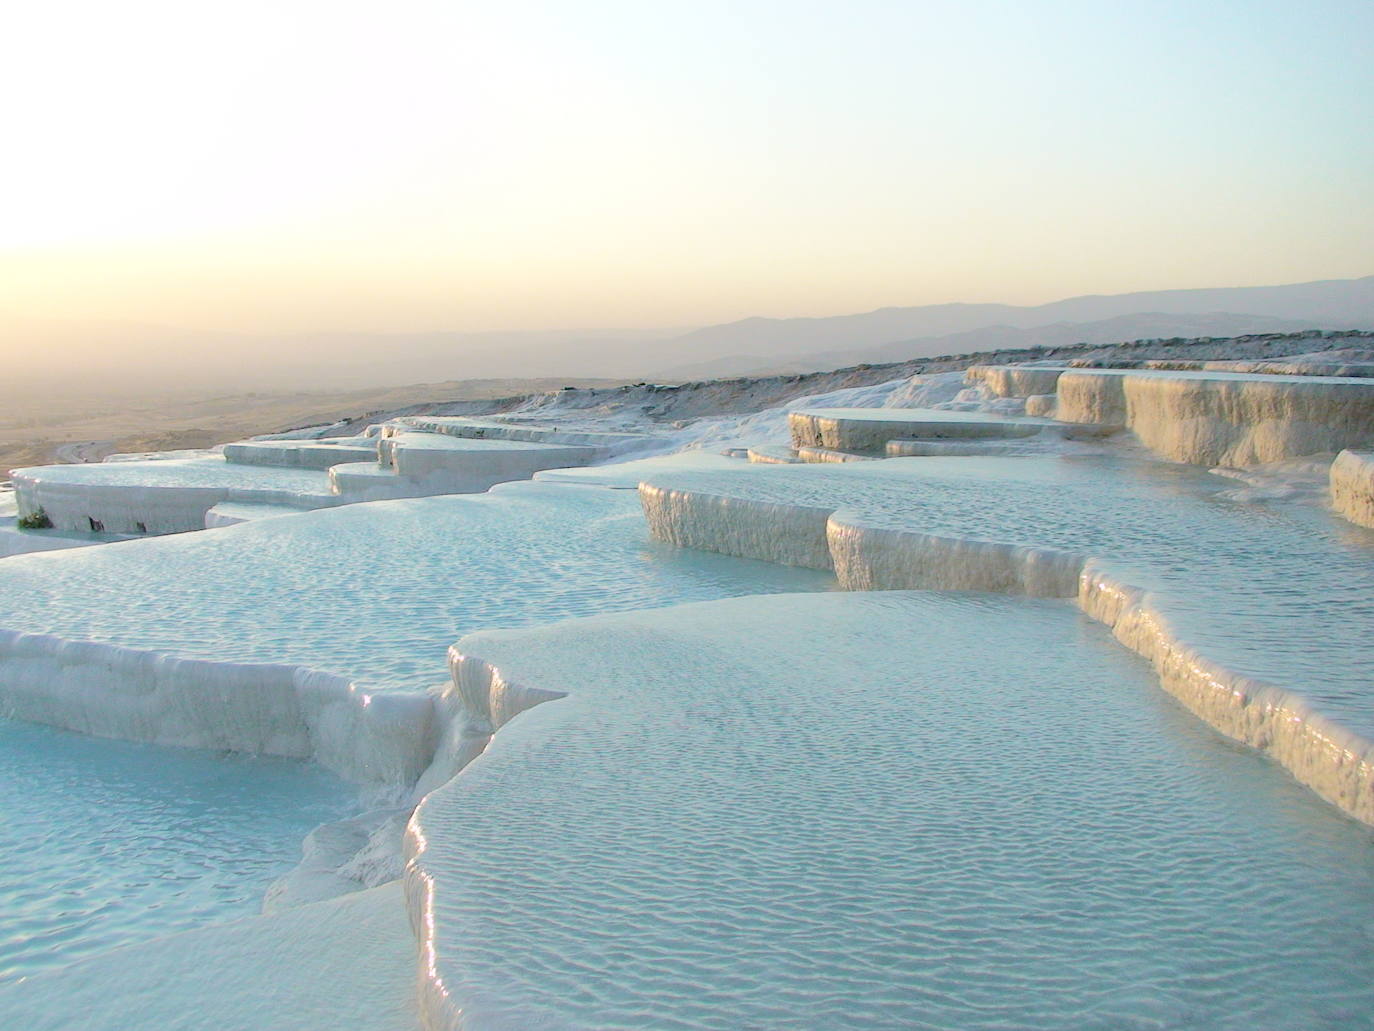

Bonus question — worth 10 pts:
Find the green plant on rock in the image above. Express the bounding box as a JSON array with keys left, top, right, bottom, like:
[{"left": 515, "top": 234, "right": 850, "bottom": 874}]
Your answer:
[{"left": 17, "top": 507, "right": 52, "bottom": 530}]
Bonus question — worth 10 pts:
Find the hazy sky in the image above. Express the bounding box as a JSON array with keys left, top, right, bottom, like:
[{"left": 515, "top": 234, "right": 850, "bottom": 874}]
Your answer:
[{"left": 2, "top": 0, "right": 1370, "bottom": 336}]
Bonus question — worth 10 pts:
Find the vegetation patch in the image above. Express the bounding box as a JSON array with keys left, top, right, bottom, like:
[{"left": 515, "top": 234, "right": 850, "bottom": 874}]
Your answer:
[{"left": 17, "top": 508, "right": 52, "bottom": 530}]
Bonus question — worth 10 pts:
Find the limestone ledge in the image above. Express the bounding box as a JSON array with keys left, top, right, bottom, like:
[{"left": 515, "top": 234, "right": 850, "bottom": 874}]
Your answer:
[{"left": 639, "top": 480, "right": 1374, "bottom": 826}]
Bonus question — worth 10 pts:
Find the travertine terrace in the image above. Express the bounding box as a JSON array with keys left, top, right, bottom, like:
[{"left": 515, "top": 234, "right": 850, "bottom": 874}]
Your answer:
[
  {"left": 1332, "top": 449, "right": 1374, "bottom": 528},
  {"left": 2, "top": 330, "right": 1373, "bottom": 1027}
]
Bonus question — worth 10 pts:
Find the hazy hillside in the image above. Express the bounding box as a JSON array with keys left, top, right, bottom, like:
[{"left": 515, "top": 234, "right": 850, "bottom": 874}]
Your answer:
[
  {"left": 650, "top": 277, "right": 1374, "bottom": 377},
  {"left": 655, "top": 311, "right": 1342, "bottom": 380},
  {"left": 4, "top": 276, "right": 1370, "bottom": 395},
  {"left": 0, "top": 320, "right": 671, "bottom": 397},
  {"left": 0, "top": 377, "right": 627, "bottom": 472}
]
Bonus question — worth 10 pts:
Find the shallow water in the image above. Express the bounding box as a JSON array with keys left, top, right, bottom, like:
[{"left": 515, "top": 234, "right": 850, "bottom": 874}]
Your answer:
[
  {"left": 0, "top": 483, "right": 833, "bottom": 692},
  {"left": 419, "top": 591, "right": 1374, "bottom": 1030},
  {"left": 642, "top": 455, "right": 1374, "bottom": 737},
  {"left": 0, "top": 719, "right": 355, "bottom": 982},
  {"left": 9, "top": 456, "right": 329, "bottom": 491}
]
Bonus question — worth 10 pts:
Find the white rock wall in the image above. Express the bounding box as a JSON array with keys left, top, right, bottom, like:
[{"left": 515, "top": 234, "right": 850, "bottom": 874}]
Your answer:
[
  {"left": 745, "top": 446, "right": 801, "bottom": 464},
  {"left": 789, "top": 412, "right": 1043, "bottom": 451},
  {"left": 795, "top": 446, "right": 875, "bottom": 463},
  {"left": 223, "top": 440, "right": 377, "bottom": 469},
  {"left": 0, "top": 630, "right": 437, "bottom": 787},
  {"left": 404, "top": 647, "right": 569, "bottom": 1030},
  {"left": 389, "top": 442, "right": 601, "bottom": 493},
  {"left": 397, "top": 417, "right": 653, "bottom": 456},
  {"left": 1056, "top": 371, "right": 1129, "bottom": 425},
  {"left": 1330, "top": 450, "right": 1374, "bottom": 529},
  {"left": 1078, "top": 563, "right": 1374, "bottom": 825},
  {"left": 639, "top": 484, "right": 834, "bottom": 570},
  {"left": 1057, "top": 370, "right": 1374, "bottom": 465},
  {"left": 828, "top": 517, "right": 1084, "bottom": 597},
  {"left": 965, "top": 365, "right": 1066, "bottom": 398},
  {"left": 12, "top": 476, "right": 229, "bottom": 534},
  {"left": 886, "top": 439, "right": 1032, "bottom": 457},
  {"left": 13, "top": 474, "right": 336, "bottom": 535}
]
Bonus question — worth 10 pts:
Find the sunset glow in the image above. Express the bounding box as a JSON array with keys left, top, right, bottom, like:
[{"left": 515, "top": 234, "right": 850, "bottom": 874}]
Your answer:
[{"left": 2, "top": 0, "right": 1370, "bottom": 341}]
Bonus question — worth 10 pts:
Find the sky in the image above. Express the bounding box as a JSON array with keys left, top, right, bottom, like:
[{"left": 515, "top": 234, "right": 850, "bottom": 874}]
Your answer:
[{"left": 0, "top": 0, "right": 1371, "bottom": 340}]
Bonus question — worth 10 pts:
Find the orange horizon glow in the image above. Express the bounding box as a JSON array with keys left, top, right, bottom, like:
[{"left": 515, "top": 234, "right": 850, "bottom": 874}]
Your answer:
[{"left": 1, "top": 0, "right": 1371, "bottom": 344}]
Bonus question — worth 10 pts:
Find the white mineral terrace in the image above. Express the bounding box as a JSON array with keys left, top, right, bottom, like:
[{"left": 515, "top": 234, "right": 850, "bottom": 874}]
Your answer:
[
  {"left": 964, "top": 363, "right": 1069, "bottom": 397},
  {"left": 203, "top": 501, "right": 311, "bottom": 528},
  {"left": 1331, "top": 449, "right": 1374, "bottom": 528},
  {"left": 0, "top": 482, "right": 829, "bottom": 787},
  {"left": 1056, "top": 368, "right": 1374, "bottom": 464},
  {"left": 965, "top": 363, "right": 1374, "bottom": 465},
  {"left": 0, "top": 491, "right": 127, "bottom": 557},
  {"left": 885, "top": 436, "right": 1062, "bottom": 457},
  {"left": 531, "top": 450, "right": 744, "bottom": 488},
  {"left": 1204, "top": 357, "right": 1374, "bottom": 377},
  {"left": 638, "top": 454, "right": 1374, "bottom": 824},
  {"left": 745, "top": 444, "right": 802, "bottom": 464},
  {"left": 789, "top": 407, "right": 1055, "bottom": 451},
  {"left": 371, "top": 433, "right": 603, "bottom": 498},
  {"left": 223, "top": 437, "right": 380, "bottom": 469},
  {"left": 408, "top": 592, "right": 1374, "bottom": 1030},
  {"left": 8, "top": 418, "right": 650, "bottom": 535},
  {"left": 391, "top": 415, "right": 655, "bottom": 455},
  {"left": 795, "top": 444, "right": 876, "bottom": 462},
  {"left": 5, "top": 367, "right": 1374, "bottom": 1027},
  {"left": 9, "top": 457, "right": 338, "bottom": 534}
]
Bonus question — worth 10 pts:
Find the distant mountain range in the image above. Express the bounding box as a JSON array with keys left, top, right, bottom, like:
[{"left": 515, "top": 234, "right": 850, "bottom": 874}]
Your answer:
[
  {"left": 649, "top": 276, "right": 1374, "bottom": 379},
  {"left": 653, "top": 311, "right": 1349, "bottom": 380},
  {"left": 5, "top": 275, "right": 1372, "bottom": 395}
]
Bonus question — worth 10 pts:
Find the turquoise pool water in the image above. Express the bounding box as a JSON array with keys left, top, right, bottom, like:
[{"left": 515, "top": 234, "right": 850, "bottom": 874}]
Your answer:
[
  {"left": 416, "top": 591, "right": 1374, "bottom": 1030},
  {"left": 641, "top": 455, "right": 1374, "bottom": 737},
  {"left": 0, "top": 719, "right": 355, "bottom": 982}
]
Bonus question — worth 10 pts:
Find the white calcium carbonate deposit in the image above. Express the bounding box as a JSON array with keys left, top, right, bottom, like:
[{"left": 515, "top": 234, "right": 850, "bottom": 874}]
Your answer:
[
  {"left": 1054, "top": 368, "right": 1374, "bottom": 464},
  {"left": 638, "top": 454, "right": 1374, "bottom": 824},
  {"left": 9, "top": 458, "right": 337, "bottom": 534},
  {"left": 406, "top": 592, "right": 1374, "bottom": 1030},
  {"left": 1331, "top": 449, "right": 1374, "bottom": 528},
  {"left": 5, "top": 348, "right": 1374, "bottom": 1029}
]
